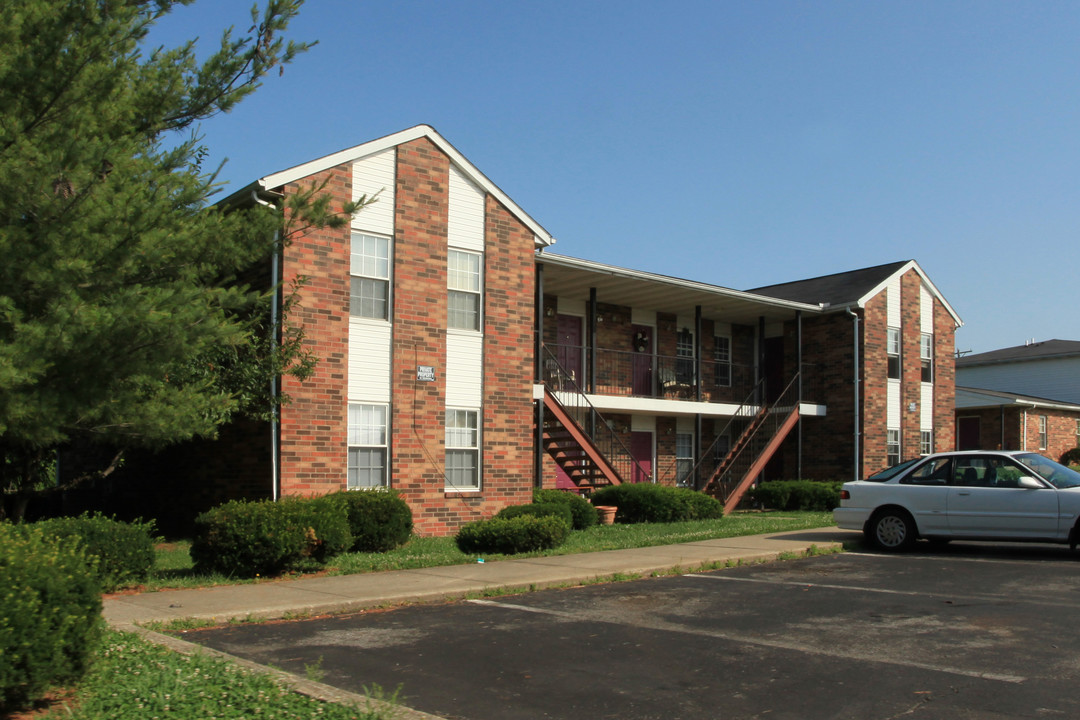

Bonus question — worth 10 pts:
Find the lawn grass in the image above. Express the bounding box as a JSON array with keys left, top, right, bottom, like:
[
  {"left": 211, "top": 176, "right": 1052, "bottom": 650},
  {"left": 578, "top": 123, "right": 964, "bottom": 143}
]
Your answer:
[
  {"left": 143, "top": 510, "right": 835, "bottom": 591},
  {"left": 34, "top": 629, "right": 393, "bottom": 720}
]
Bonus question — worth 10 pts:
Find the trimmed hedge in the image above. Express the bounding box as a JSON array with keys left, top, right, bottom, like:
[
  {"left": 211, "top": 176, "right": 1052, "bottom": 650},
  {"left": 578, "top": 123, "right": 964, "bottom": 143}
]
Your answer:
[
  {"left": 191, "top": 497, "right": 352, "bottom": 577},
  {"left": 532, "top": 489, "right": 598, "bottom": 530},
  {"left": 456, "top": 515, "right": 571, "bottom": 555},
  {"left": 0, "top": 524, "right": 102, "bottom": 712},
  {"left": 322, "top": 489, "right": 413, "bottom": 552},
  {"left": 588, "top": 484, "right": 723, "bottom": 524},
  {"left": 1060, "top": 447, "right": 1080, "bottom": 467},
  {"left": 748, "top": 480, "right": 843, "bottom": 511},
  {"left": 496, "top": 501, "right": 575, "bottom": 528},
  {"left": 33, "top": 513, "right": 157, "bottom": 592}
]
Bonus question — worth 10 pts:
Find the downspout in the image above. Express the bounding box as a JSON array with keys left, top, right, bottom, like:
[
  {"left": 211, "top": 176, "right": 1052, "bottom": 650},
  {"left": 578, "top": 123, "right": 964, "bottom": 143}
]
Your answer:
[
  {"left": 846, "top": 307, "right": 861, "bottom": 482},
  {"left": 253, "top": 191, "right": 281, "bottom": 501},
  {"left": 796, "top": 310, "right": 802, "bottom": 480},
  {"left": 1023, "top": 409, "right": 1028, "bottom": 451},
  {"left": 535, "top": 263, "right": 545, "bottom": 488}
]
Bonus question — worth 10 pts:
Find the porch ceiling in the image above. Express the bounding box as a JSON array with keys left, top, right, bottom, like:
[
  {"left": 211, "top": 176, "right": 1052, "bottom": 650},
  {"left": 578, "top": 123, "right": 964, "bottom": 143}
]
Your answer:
[{"left": 538, "top": 253, "right": 824, "bottom": 325}]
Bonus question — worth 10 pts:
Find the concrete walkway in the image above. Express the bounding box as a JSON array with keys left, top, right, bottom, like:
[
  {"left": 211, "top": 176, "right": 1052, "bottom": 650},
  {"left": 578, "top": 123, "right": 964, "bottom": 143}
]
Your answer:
[{"left": 105, "top": 527, "right": 854, "bottom": 629}]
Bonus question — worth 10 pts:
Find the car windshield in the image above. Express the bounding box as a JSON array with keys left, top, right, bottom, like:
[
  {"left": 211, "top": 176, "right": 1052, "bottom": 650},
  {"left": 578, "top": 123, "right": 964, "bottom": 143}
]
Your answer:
[
  {"left": 865, "top": 457, "right": 921, "bottom": 482},
  {"left": 1015, "top": 453, "right": 1080, "bottom": 489}
]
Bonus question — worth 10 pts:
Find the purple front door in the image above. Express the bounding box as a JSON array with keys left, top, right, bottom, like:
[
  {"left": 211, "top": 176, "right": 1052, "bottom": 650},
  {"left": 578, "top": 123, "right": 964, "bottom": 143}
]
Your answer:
[
  {"left": 630, "top": 431, "right": 653, "bottom": 483},
  {"left": 632, "top": 325, "right": 653, "bottom": 396},
  {"left": 556, "top": 315, "right": 583, "bottom": 388}
]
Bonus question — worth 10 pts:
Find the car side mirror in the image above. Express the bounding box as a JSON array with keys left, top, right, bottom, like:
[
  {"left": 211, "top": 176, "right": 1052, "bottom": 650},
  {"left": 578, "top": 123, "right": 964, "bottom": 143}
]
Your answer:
[{"left": 1018, "top": 476, "right": 1043, "bottom": 489}]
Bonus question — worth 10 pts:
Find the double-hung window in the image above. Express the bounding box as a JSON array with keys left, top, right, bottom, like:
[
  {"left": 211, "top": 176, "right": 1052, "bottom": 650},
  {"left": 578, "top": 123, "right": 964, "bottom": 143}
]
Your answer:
[
  {"left": 887, "top": 429, "right": 901, "bottom": 466},
  {"left": 920, "top": 430, "right": 933, "bottom": 456},
  {"left": 920, "top": 333, "right": 933, "bottom": 383},
  {"left": 713, "top": 335, "right": 731, "bottom": 387},
  {"left": 348, "top": 404, "right": 388, "bottom": 488},
  {"left": 676, "top": 329, "right": 695, "bottom": 385},
  {"left": 350, "top": 233, "right": 390, "bottom": 320},
  {"left": 448, "top": 250, "right": 482, "bottom": 331},
  {"left": 1038, "top": 415, "right": 1048, "bottom": 450},
  {"left": 675, "top": 433, "right": 694, "bottom": 487},
  {"left": 886, "top": 328, "right": 901, "bottom": 380},
  {"left": 445, "top": 408, "right": 480, "bottom": 491}
]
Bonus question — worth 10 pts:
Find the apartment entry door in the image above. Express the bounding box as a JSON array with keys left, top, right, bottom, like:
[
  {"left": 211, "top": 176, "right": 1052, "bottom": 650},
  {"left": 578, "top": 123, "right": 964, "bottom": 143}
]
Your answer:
[
  {"left": 631, "top": 325, "right": 653, "bottom": 396},
  {"left": 630, "top": 431, "right": 653, "bottom": 484},
  {"left": 556, "top": 315, "right": 583, "bottom": 388}
]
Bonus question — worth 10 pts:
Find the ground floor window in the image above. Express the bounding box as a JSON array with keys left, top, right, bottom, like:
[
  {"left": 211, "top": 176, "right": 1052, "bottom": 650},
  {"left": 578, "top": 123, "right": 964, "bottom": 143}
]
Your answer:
[
  {"left": 676, "top": 432, "right": 694, "bottom": 487},
  {"left": 920, "top": 430, "right": 933, "bottom": 456},
  {"left": 887, "top": 429, "right": 901, "bottom": 467},
  {"left": 348, "top": 404, "right": 388, "bottom": 488},
  {"left": 1038, "top": 415, "right": 1048, "bottom": 450},
  {"left": 446, "top": 408, "right": 480, "bottom": 491}
]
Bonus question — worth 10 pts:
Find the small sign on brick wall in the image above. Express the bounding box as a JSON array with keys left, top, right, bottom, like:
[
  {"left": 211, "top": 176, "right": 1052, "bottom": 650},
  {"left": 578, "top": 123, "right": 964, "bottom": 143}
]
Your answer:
[{"left": 417, "top": 365, "right": 436, "bottom": 382}]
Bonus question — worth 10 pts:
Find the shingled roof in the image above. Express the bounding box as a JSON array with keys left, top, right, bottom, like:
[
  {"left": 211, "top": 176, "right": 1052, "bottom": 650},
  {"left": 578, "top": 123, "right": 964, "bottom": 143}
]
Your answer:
[
  {"left": 747, "top": 260, "right": 911, "bottom": 306},
  {"left": 956, "top": 339, "right": 1080, "bottom": 367}
]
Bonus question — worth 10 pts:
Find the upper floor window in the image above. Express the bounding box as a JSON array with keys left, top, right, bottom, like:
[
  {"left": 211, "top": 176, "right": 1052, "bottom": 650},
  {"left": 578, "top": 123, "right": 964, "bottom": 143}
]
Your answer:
[
  {"left": 886, "top": 327, "right": 901, "bottom": 379},
  {"left": 448, "top": 250, "right": 482, "bottom": 331},
  {"left": 350, "top": 233, "right": 391, "bottom": 320},
  {"left": 713, "top": 335, "right": 731, "bottom": 387},
  {"left": 348, "top": 404, "right": 388, "bottom": 488},
  {"left": 920, "top": 333, "right": 933, "bottom": 383},
  {"left": 676, "top": 329, "right": 695, "bottom": 384}
]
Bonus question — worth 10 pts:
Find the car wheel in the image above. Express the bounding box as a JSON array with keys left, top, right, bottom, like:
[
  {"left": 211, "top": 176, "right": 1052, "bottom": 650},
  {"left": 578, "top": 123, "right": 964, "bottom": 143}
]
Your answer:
[{"left": 868, "top": 509, "right": 916, "bottom": 552}]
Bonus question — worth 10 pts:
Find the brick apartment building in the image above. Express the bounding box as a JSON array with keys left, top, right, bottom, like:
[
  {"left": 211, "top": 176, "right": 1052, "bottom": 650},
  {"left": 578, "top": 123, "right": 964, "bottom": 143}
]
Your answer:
[{"left": 108, "top": 125, "right": 964, "bottom": 534}]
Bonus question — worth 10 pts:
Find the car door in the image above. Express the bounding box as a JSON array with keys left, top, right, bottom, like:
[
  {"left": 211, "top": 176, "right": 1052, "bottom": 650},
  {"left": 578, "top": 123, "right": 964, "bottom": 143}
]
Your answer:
[
  {"left": 946, "top": 456, "right": 1059, "bottom": 538},
  {"left": 896, "top": 456, "right": 952, "bottom": 535}
]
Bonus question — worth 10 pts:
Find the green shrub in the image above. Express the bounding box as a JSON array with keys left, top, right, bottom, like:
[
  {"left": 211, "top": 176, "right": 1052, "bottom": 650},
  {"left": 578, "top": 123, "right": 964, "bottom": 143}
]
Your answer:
[
  {"left": 533, "top": 489, "right": 598, "bottom": 529},
  {"left": 496, "top": 501, "right": 574, "bottom": 528},
  {"left": 455, "top": 515, "right": 571, "bottom": 555},
  {"left": 33, "top": 513, "right": 156, "bottom": 593},
  {"left": 0, "top": 524, "right": 102, "bottom": 713},
  {"left": 589, "top": 484, "right": 723, "bottom": 523},
  {"left": 322, "top": 489, "right": 413, "bottom": 552},
  {"left": 749, "top": 480, "right": 842, "bottom": 511},
  {"left": 191, "top": 497, "right": 352, "bottom": 577},
  {"left": 1059, "top": 447, "right": 1080, "bottom": 466}
]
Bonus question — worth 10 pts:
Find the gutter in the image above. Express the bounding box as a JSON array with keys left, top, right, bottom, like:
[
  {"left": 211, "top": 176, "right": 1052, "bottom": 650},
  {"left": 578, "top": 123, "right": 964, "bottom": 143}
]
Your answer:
[
  {"left": 846, "top": 306, "right": 861, "bottom": 482},
  {"left": 251, "top": 191, "right": 282, "bottom": 502}
]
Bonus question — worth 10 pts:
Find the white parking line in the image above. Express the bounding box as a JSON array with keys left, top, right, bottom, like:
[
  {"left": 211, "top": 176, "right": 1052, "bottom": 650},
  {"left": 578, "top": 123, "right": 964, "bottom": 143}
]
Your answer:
[{"left": 467, "top": 598, "right": 1026, "bottom": 684}]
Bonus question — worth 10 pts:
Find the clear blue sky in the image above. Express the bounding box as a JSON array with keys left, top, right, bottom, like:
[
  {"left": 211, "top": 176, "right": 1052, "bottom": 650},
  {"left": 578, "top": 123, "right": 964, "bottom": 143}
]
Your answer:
[{"left": 150, "top": 0, "right": 1079, "bottom": 355}]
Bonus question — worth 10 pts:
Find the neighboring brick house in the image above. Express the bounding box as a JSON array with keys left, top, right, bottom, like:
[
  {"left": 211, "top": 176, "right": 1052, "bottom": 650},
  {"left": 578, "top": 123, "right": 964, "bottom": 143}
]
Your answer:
[
  {"left": 955, "top": 340, "right": 1080, "bottom": 462},
  {"left": 749, "top": 261, "right": 963, "bottom": 481},
  {"left": 95, "top": 126, "right": 964, "bottom": 534}
]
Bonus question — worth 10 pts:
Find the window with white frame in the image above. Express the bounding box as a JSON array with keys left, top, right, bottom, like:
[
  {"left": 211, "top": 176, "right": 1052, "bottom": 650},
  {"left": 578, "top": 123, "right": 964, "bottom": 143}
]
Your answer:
[
  {"left": 887, "top": 429, "right": 901, "bottom": 466},
  {"left": 676, "top": 329, "right": 695, "bottom": 384},
  {"left": 448, "top": 250, "right": 482, "bottom": 331},
  {"left": 1039, "top": 415, "right": 1048, "bottom": 450},
  {"left": 920, "top": 333, "right": 933, "bottom": 383},
  {"left": 675, "top": 433, "right": 694, "bottom": 487},
  {"left": 1076, "top": 419, "right": 1080, "bottom": 446},
  {"left": 445, "top": 408, "right": 480, "bottom": 490},
  {"left": 347, "top": 404, "right": 388, "bottom": 488},
  {"left": 350, "top": 233, "right": 390, "bottom": 320},
  {"left": 713, "top": 335, "right": 731, "bottom": 387},
  {"left": 920, "top": 430, "right": 933, "bottom": 455},
  {"left": 887, "top": 328, "right": 901, "bottom": 380}
]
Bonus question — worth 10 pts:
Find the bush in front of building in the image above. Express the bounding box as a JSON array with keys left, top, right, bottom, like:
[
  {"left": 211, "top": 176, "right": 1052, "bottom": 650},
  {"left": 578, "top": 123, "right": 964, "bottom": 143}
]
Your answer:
[
  {"left": 31, "top": 513, "right": 157, "bottom": 592},
  {"left": 191, "top": 497, "right": 352, "bottom": 577},
  {"left": 0, "top": 524, "right": 102, "bottom": 713},
  {"left": 322, "top": 489, "right": 414, "bottom": 552},
  {"left": 749, "top": 480, "right": 843, "bottom": 511},
  {"left": 1059, "top": 447, "right": 1080, "bottom": 468},
  {"left": 455, "top": 515, "right": 571, "bottom": 555},
  {"left": 588, "top": 483, "right": 723, "bottom": 524},
  {"left": 496, "top": 501, "right": 575, "bottom": 529},
  {"left": 532, "top": 488, "right": 599, "bottom": 529}
]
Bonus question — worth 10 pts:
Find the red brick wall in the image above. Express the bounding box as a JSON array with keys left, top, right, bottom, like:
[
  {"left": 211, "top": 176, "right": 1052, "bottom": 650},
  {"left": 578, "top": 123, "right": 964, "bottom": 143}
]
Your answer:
[
  {"left": 278, "top": 166, "right": 352, "bottom": 497},
  {"left": 933, "top": 298, "right": 957, "bottom": 453},
  {"left": 956, "top": 407, "right": 1079, "bottom": 461}
]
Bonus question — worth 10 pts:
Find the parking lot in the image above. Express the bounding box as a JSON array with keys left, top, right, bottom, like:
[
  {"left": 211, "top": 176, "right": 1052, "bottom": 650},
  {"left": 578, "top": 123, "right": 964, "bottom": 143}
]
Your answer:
[{"left": 189, "top": 543, "right": 1080, "bottom": 719}]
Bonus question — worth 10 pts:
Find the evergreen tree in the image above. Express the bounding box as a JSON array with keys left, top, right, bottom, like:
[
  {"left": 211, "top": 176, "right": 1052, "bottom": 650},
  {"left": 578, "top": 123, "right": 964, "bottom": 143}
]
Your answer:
[{"left": 0, "top": 0, "right": 364, "bottom": 516}]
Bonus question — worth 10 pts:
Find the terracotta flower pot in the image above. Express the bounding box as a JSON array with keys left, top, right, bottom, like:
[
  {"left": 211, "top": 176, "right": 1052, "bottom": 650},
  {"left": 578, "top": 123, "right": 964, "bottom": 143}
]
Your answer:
[{"left": 595, "top": 505, "right": 617, "bottom": 525}]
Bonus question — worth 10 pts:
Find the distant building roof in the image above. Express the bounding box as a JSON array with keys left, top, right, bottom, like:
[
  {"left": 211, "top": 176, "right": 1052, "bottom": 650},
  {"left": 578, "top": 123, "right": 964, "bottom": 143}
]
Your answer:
[
  {"left": 956, "top": 386, "right": 1080, "bottom": 412},
  {"left": 957, "top": 339, "right": 1080, "bottom": 367}
]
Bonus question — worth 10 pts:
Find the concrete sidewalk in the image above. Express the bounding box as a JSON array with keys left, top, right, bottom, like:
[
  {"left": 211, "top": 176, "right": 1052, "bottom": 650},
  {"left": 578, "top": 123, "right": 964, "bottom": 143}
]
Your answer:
[{"left": 104, "top": 527, "right": 854, "bottom": 629}]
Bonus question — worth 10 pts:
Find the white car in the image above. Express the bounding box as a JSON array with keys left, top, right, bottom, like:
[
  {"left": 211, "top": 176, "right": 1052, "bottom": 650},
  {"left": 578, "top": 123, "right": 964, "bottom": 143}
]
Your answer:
[{"left": 833, "top": 450, "right": 1080, "bottom": 551}]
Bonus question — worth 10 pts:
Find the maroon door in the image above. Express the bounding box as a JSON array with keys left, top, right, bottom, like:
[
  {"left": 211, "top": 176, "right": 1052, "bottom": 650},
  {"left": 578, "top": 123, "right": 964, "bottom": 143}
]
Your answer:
[
  {"left": 631, "top": 325, "right": 653, "bottom": 396},
  {"left": 556, "top": 315, "right": 583, "bottom": 388},
  {"left": 763, "top": 337, "right": 785, "bottom": 403},
  {"left": 630, "top": 431, "right": 653, "bottom": 483},
  {"left": 957, "top": 417, "right": 980, "bottom": 450}
]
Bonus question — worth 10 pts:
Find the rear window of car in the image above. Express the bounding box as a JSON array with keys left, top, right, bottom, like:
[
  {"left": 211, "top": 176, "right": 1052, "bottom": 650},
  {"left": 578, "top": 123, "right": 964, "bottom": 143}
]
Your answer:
[{"left": 866, "top": 457, "right": 921, "bottom": 482}]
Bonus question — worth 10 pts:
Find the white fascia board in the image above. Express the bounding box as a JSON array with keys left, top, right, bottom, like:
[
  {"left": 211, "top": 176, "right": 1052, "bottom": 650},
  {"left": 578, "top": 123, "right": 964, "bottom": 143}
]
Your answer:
[
  {"left": 256, "top": 124, "right": 555, "bottom": 248},
  {"left": 539, "top": 253, "right": 825, "bottom": 315},
  {"left": 855, "top": 260, "right": 963, "bottom": 327},
  {"left": 956, "top": 388, "right": 1080, "bottom": 412}
]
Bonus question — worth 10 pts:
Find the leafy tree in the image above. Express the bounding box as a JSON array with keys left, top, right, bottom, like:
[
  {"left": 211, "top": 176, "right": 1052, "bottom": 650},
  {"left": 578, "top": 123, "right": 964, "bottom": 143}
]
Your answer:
[{"left": 0, "top": 0, "right": 367, "bottom": 517}]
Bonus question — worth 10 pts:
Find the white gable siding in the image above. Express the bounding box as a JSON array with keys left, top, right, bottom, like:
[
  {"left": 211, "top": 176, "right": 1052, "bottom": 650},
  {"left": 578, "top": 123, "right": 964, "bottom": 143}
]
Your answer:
[
  {"left": 888, "top": 381, "right": 900, "bottom": 427},
  {"left": 920, "top": 283, "right": 934, "bottom": 334},
  {"left": 447, "top": 164, "right": 485, "bottom": 251},
  {"left": 351, "top": 149, "right": 396, "bottom": 236},
  {"left": 887, "top": 276, "right": 901, "bottom": 328},
  {"left": 348, "top": 320, "right": 391, "bottom": 403},
  {"left": 921, "top": 384, "right": 933, "bottom": 427},
  {"left": 446, "top": 332, "right": 483, "bottom": 408},
  {"left": 958, "top": 357, "right": 1080, "bottom": 406}
]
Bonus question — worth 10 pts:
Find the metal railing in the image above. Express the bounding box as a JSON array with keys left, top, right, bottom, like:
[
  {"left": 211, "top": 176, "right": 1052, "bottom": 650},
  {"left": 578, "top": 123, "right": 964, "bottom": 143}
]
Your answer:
[{"left": 541, "top": 345, "right": 653, "bottom": 484}]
